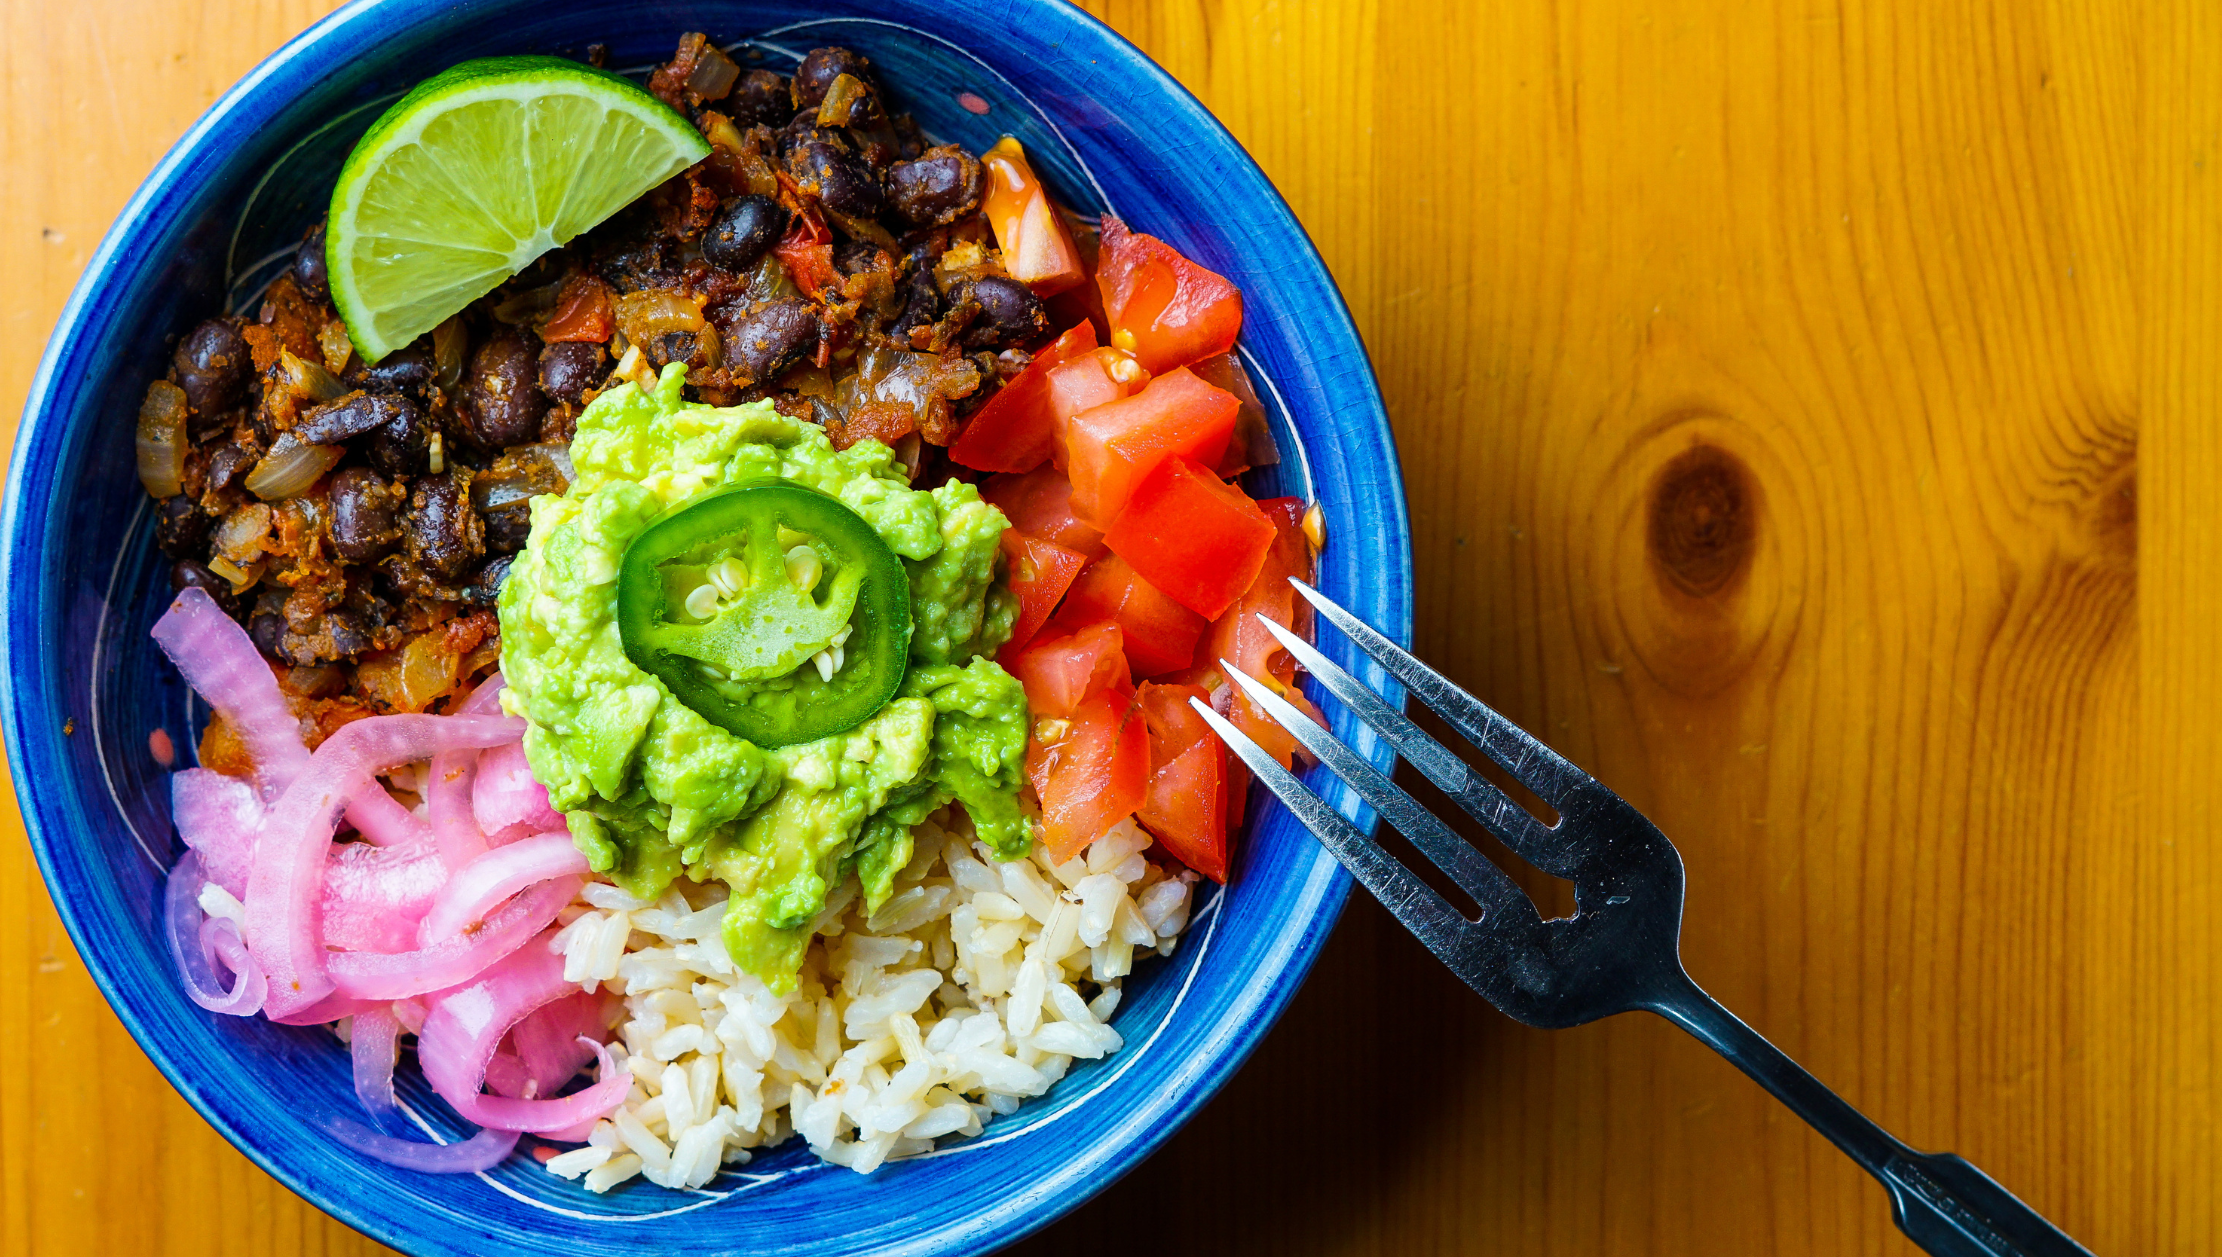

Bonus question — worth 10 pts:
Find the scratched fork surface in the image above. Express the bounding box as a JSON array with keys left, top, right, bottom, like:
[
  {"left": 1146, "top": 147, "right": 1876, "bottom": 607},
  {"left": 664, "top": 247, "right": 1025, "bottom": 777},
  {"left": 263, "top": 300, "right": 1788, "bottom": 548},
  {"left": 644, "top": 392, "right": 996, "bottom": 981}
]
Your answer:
[{"left": 1193, "top": 580, "right": 2098, "bottom": 1257}]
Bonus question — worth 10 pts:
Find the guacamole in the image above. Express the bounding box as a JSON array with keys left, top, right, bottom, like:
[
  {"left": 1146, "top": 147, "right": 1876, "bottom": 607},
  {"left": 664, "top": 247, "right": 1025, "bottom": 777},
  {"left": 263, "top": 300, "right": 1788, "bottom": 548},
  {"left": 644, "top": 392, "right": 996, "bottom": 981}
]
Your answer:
[{"left": 498, "top": 364, "right": 1030, "bottom": 989}]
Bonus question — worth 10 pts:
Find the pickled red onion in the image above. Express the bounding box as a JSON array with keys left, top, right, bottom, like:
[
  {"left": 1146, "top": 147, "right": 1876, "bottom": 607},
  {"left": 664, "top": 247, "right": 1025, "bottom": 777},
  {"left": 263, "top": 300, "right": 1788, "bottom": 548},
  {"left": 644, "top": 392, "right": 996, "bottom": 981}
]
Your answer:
[
  {"left": 416, "top": 832, "right": 588, "bottom": 948},
  {"left": 171, "top": 769, "right": 261, "bottom": 899},
  {"left": 418, "top": 936, "right": 630, "bottom": 1133},
  {"left": 164, "top": 851, "right": 265, "bottom": 1016},
  {"left": 151, "top": 589, "right": 309, "bottom": 796},
  {"left": 327, "top": 876, "right": 577, "bottom": 1001},
  {"left": 246, "top": 713, "right": 524, "bottom": 1020},
  {"left": 320, "top": 836, "right": 448, "bottom": 954},
  {"left": 326, "top": 1117, "right": 521, "bottom": 1174},
  {"left": 351, "top": 1004, "right": 404, "bottom": 1116},
  {"left": 471, "top": 740, "right": 565, "bottom": 838}
]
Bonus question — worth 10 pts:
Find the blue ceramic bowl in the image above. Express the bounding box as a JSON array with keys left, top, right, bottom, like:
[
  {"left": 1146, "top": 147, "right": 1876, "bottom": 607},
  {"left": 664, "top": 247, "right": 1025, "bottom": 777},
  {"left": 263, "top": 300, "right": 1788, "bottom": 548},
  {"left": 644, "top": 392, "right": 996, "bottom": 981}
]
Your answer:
[{"left": 3, "top": 2, "right": 1412, "bottom": 1253}]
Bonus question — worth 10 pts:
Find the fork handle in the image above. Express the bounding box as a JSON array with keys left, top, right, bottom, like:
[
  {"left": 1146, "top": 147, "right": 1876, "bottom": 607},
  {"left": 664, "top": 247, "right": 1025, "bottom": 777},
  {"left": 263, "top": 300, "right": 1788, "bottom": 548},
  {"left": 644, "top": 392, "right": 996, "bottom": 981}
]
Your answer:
[{"left": 1649, "top": 976, "right": 2095, "bottom": 1257}]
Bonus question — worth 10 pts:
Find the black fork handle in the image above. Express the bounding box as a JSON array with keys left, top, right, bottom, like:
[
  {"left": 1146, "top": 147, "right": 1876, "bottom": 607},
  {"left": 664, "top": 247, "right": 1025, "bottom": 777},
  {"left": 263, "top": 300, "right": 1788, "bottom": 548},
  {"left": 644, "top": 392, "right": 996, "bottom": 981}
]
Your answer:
[{"left": 1646, "top": 973, "right": 2095, "bottom": 1257}]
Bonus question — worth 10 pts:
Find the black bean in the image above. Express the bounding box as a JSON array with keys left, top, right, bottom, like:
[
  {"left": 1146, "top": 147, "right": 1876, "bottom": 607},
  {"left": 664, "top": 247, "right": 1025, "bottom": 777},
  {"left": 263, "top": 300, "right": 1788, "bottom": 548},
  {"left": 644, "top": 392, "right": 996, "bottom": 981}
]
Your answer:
[
  {"left": 249, "top": 609, "right": 287, "bottom": 661},
  {"left": 323, "top": 608, "right": 373, "bottom": 659},
  {"left": 482, "top": 502, "right": 532, "bottom": 555},
  {"left": 889, "top": 266, "right": 943, "bottom": 344},
  {"left": 173, "top": 319, "right": 251, "bottom": 421},
  {"left": 717, "top": 298, "right": 819, "bottom": 385},
  {"left": 327, "top": 467, "right": 406, "bottom": 563},
  {"left": 347, "top": 337, "right": 438, "bottom": 400},
  {"left": 203, "top": 439, "right": 261, "bottom": 497},
  {"left": 885, "top": 146, "right": 984, "bottom": 227},
  {"left": 460, "top": 553, "right": 515, "bottom": 608},
  {"left": 833, "top": 238, "right": 889, "bottom": 278},
  {"left": 364, "top": 403, "right": 429, "bottom": 478},
  {"left": 406, "top": 469, "right": 482, "bottom": 583},
  {"left": 788, "top": 139, "right": 884, "bottom": 219},
  {"left": 538, "top": 341, "right": 609, "bottom": 406},
  {"left": 792, "top": 48, "right": 878, "bottom": 119},
  {"left": 457, "top": 329, "right": 546, "bottom": 450},
  {"left": 296, "top": 391, "right": 417, "bottom": 445},
  {"left": 154, "top": 496, "right": 213, "bottom": 558},
  {"left": 171, "top": 559, "right": 240, "bottom": 617},
  {"left": 703, "top": 195, "right": 789, "bottom": 273},
  {"left": 648, "top": 330, "right": 713, "bottom": 375},
  {"left": 727, "top": 69, "right": 792, "bottom": 128},
  {"left": 292, "top": 223, "right": 329, "bottom": 303},
  {"left": 594, "top": 228, "right": 677, "bottom": 295},
  {"left": 959, "top": 276, "right": 1049, "bottom": 349}
]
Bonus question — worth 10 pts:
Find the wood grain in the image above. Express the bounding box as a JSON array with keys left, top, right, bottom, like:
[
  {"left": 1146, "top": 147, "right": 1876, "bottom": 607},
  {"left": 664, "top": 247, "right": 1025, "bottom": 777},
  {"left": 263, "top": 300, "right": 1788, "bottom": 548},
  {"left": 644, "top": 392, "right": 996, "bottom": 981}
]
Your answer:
[{"left": 0, "top": 1, "right": 2212, "bottom": 1253}]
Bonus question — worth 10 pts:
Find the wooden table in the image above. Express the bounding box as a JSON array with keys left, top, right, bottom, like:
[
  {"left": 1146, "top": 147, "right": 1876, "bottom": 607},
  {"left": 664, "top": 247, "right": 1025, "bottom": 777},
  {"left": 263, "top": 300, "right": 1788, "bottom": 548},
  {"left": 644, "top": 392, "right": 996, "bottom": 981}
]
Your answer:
[{"left": 2, "top": 0, "right": 2211, "bottom": 1252}]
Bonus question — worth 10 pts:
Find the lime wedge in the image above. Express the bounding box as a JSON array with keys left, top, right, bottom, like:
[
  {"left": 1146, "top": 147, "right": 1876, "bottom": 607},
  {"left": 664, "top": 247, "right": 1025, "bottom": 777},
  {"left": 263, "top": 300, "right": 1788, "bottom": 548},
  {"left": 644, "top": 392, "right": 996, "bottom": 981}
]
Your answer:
[{"left": 327, "top": 55, "right": 710, "bottom": 363}]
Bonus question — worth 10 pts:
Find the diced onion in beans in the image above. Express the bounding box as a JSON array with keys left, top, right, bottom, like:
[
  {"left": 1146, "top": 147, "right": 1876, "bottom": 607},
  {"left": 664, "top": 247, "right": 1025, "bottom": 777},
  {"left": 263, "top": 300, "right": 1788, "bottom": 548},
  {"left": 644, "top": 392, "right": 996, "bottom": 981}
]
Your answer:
[
  {"left": 277, "top": 348, "right": 347, "bottom": 403},
  {"left": 244, "top": 433, "right": 343, "bottom": 501},
  {"left": 136, "top": 380, "right": 188, "bottom": 498}
]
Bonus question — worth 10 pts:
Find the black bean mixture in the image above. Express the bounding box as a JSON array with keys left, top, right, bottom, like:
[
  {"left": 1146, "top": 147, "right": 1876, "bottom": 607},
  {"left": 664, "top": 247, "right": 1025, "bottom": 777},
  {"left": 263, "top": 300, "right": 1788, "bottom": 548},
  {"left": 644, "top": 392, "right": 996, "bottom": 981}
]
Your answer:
[{"left": 137, "top": 34, "right": 1087, "bottom": 739}]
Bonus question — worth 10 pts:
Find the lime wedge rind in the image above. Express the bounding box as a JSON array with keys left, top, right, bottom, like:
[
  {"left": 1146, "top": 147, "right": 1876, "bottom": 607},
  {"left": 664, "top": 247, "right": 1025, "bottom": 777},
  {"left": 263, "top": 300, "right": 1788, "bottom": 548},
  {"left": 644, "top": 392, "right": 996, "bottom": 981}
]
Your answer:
[{"left": 327, "top": 56, "right": 710, "bottom": 364}]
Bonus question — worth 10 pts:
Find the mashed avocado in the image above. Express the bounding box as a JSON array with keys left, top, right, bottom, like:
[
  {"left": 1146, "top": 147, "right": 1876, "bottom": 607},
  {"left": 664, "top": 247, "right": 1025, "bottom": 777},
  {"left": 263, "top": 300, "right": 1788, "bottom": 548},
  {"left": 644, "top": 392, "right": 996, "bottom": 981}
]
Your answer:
[{"left": 498, "top": 364, "right": 1028, "bottom": 990}]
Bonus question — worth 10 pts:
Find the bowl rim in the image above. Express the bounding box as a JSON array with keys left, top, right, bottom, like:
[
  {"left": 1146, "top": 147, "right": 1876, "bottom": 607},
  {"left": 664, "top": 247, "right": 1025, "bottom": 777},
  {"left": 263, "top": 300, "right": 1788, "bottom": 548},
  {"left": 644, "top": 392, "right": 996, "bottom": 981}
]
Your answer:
[{"left": 2, "top": 1, "right": 1414, "bottom": 1253}]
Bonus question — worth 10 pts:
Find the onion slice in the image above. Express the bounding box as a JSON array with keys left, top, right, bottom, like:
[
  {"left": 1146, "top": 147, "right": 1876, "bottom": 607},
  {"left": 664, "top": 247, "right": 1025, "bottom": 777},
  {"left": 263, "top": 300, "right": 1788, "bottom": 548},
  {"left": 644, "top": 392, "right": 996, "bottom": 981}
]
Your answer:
[
  {"left": 418, "top": 936, "right": 631, "bottom": 1134},
  {"left": 326, "top": 876, "right": 578, "bottom": 1001},
  {"left": 152, "top": 589, "right": 311, "bottom": 794},
  {"left": 171, "top": 768, "right": 263, "bottom": 899},
  {"left": 326, "top": 1118, "right": 522, "bottom": 1175},
  {"left": 165, "top": 852, "right": 265, "bottom": 1016},
  {"left": 245, "top": 713, "right": 525, "bottom": 1020},
  {"left": 416, "top": 833, "right": 588, "bottom": 948},
  {"left": 351, "top": 1004, "right": 404, "bottom": 1117},
  {"left": 471, "top": 740, "right": 565, "bottom": 838}
]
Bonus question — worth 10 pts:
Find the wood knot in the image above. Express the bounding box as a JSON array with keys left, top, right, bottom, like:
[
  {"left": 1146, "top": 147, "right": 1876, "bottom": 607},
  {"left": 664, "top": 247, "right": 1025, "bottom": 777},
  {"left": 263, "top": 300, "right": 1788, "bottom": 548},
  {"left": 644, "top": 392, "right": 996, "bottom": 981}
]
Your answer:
[{"left": 1647, "top": 445, "right": 1758, "bottom": 598}]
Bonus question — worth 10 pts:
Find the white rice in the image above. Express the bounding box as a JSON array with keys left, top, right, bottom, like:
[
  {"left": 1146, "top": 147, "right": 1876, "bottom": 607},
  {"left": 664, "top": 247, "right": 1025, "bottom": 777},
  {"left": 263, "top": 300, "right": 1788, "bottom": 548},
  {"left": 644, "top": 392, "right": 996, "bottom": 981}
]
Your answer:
[{"left": 538, "top": 809, "right": 1196, "bottom": 1187}]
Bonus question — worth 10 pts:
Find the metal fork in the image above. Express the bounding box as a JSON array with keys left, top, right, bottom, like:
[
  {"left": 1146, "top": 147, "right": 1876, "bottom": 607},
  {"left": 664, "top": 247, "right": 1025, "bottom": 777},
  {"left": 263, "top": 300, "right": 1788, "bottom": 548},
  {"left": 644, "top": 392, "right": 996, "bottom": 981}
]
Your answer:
[{"left": 1191, "top": 580, "right": 2096, "bottom": 1257}]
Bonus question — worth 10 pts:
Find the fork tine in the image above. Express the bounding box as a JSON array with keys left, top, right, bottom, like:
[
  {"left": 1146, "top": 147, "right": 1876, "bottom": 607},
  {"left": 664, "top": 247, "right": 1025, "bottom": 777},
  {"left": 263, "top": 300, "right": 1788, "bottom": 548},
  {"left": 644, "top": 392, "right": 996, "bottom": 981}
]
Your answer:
[
  {"left": 1288, "top": 579, "right": 1589, "bottom": 807},
  {"left": 1189, "top": 699, "right": 1479, "bottom": 958},
  {"left": 1221, "top": 664, "right": 1541, "bottom": 924},
  {"left": 1252, "top": 615, "right": 1568, "bottom": 871}
]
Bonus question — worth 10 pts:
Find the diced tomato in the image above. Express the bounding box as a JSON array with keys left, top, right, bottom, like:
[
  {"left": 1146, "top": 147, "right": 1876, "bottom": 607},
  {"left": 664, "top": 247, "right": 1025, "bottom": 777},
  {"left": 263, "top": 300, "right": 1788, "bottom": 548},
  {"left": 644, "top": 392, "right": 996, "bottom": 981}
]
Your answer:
[
  {"left": 996, "top": 531, "right": 1087, "bottom": 659},
  {"left": 980, "top": 137, "right": 1086, "bottom": 296},
  {"left": 1034, "top": 687, "right": 1149, "bottom": 861},
  {"left": 541, "top": 274, "right": 613, "bottom": 343},
  {"left": 1131, "top": 680, "right": 1231, "bottom": 880},
  {"left": 772, "top": 208, "right": 838, "bottom": 299},
  {"left": 1063, "top": 367, "right": 1240, "bottom": 529},
  {"left": 1051, "top": 555, "right": 1208, "bottom": 678},
  {"left": 980, "top": 465, "right": 1106, "bottom": 560},
  {"left": 1103, "top": 457, "right": 1277, "bottom": 620},
  {"left": 1096, "top": 215, "right": 1244, "bottom": 374},
  {"left": 1004, "top": 621, "right": 1129, "bottom": 718},
  {"left": 1046, "top": 348, "right": 1150, "bottom": 444},
  {"left": 948, "top": 323, "right": 1097, "bottom": 473},
  {"left": 1179, "top": 497, "right": 1321, "bottom": 767},
  {"left": 1186, "top": 352, "right": 1268, "bottom": 477}
]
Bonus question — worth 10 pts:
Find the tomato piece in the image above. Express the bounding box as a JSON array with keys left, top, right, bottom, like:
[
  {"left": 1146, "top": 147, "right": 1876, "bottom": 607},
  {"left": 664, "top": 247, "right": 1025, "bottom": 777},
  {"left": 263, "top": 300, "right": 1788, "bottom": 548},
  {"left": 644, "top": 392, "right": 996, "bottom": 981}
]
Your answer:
[
  {"left": 948, "top": 323, "right": 1097, "bottom": 473},
  {"left": 980, "top": 137, "right": 1086, "bottom": 296},
  {"left": 1034, "top": 687, "right": 1149, "bottom": 862},
  {"left": 1103, "top": 458, "right": 1277, "bottom": 620},
  {"left": 541, "top": 274, "right": 613, "bottom": 343},
  {"left": 980, "top": 465, "right": 1106, "bottom": 560},
  {"left": 1133, "top": 682, "right": 1230, "bottom": 881},
  {"left": 1096, "top": 215, "right": 1244, "bottom": 374},
  {"left": 772, "top": 207, "right": 839, "bottom": 299},
  {"left": 1173, "top": 497, "right": 1321, "bottom": 767},
  {"left": 1063, "top": 367, "right": 1240, "bottom": 529},
  {"left": 1004, "top": 621, "right": 1130, "bottom": 718},
  {"left": 996, "top": 531, "right": 1087, "bottom": 659},
  {"left": 1046, "top": 348, "right": 1150, "bottom": 446},
  {"left": 1186, "top": 352, "right": 1270, "bottom": 478},
  {"left": 1051, "top": 555, "right": 1208, "bottom": 678}
]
